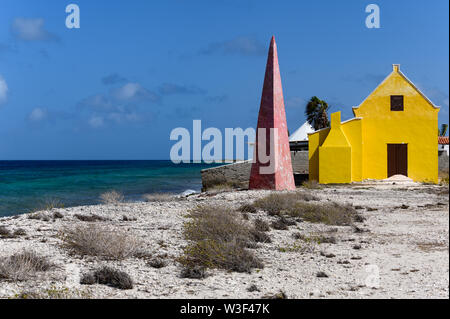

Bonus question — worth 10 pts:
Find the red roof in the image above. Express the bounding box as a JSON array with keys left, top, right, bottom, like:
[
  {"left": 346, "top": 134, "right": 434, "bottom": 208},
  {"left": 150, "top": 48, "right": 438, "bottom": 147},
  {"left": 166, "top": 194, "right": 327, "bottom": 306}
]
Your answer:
[{"left": 438, "top": 136, "right": 449, "bottom": 145}]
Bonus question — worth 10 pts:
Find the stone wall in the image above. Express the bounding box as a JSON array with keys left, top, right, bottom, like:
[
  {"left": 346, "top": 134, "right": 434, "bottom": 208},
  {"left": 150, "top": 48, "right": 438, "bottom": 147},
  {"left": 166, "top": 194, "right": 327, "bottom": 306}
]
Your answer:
[
  {"left": 201, "top": 151, "right": 308, "bottom": 189},
  {"left": 201, "top": 150, "right": 449, "bottom": 189},
  {"left": 438, "top": 152, "right": 449, "bottom": 172}
]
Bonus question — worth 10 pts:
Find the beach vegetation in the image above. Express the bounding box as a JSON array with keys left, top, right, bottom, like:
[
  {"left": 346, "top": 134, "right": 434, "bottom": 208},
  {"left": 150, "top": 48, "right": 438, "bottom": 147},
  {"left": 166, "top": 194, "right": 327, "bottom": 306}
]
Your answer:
[
  {"left": 27, "top": 212, "right": 51, "bottom": 221},
  {"left": 99, "top": 190, "right": 124, "bottom": 204},
  {"left": 439, "top": 170, "right": 449, "bottom": 185},
  {"left": 278, "top": 241, "right": 316, "bottom": 253},
  {"left": 301, "top": 180, "right": 323, "bottom": 189},
  {"left": 74, "top": 214, "right": 110, "bottom": 222},
  {"left": 14, "top": 286, "right": 91, "bottom": 299},
  {"left": 180, "top": 265, "right": 207, "bottom": 279},
  {"left": 80, "top": 266, "right": 133, "bottom": 290},
  {"left": 60, "top": 224, "right": 143, "bottom": 260},
  {"left": 254, "top": 192, "right": 360, "bottom": 226},
  {"left": 0, "top": 225, "right": 12, "bottom": 238},
  {"left": 0, "top": 250, "right": 54, "bottom": 281},
  {"left": 292, "top": 232, "right": 337, "bottom": 244},
  {"left": 238, "top": 203, "right": 257, "bottom": 214},
  {"left": 148, "top": 257, "right": 167, "bottom": 268},
  {"left": 178, "top": 205, "right": 264, "bottom": 273},
  {"left": 253, "top": 192, "right": 319, "bottom": 215},
  {"left": 143, "top": 193, "right": 177, "bottom": 202},
  {"left": 202, "top": 177, "right": 243, "bottom": 192},
  {"left": 253, "top": 218, "right": 270, "bottom": 232}
]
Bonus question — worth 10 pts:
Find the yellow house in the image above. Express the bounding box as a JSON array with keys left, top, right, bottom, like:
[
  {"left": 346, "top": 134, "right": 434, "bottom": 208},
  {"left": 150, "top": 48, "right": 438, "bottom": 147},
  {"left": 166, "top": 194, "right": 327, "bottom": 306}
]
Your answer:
[{"left": 308, "top": 64, "right": 440, "bottom": 184}]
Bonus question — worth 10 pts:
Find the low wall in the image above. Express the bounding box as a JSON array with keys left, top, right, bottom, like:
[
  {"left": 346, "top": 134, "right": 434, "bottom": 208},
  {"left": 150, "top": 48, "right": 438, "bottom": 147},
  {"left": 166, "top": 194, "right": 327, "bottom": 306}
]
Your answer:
[
  {"left": 201, "top": 151, "right": 309, "bottom": 189},
  {"left": 438, "top": 152, "right": 449, "bottom": 172},
  {"left": 202, "top": 151, "right": 448, "bottom": 189}
]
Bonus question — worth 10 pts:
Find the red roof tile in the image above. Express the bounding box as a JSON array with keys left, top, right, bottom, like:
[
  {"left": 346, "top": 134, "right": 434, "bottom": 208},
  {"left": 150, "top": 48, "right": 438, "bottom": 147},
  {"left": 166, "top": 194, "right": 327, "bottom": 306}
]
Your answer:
[{"left": 438, "top": 136, "right": 449, "bottom": 145}]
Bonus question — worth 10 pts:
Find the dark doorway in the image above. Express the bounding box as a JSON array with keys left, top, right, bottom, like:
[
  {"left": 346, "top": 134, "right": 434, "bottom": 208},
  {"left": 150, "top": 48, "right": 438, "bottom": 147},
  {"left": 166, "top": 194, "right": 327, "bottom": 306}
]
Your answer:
[{"left": 387, "top": 144, "right": 408, "bottom": 177}]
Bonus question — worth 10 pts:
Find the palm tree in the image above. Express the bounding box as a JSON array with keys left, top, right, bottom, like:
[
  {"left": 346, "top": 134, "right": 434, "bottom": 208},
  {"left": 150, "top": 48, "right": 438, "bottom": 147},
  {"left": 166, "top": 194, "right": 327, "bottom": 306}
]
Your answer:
[
  {"left": 439, "top": 124, "right": 448, "bottom": 136},
  {"left": 305, "top": 96, "right": 329, "bottom": 130}
]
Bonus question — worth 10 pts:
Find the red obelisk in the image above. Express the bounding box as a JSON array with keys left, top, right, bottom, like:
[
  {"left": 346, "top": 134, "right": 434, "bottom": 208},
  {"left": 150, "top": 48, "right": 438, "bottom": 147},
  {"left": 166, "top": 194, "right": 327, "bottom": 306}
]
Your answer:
[{"left": 249, "top": 36, "right": 295, "bottom": 190}]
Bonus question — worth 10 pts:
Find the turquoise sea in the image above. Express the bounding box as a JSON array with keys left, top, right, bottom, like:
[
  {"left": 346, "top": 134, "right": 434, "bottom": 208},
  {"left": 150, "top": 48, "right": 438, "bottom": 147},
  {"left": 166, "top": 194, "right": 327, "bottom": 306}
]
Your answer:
[{"left": 0, "top": 161, "right": 219, "bottom": 217}]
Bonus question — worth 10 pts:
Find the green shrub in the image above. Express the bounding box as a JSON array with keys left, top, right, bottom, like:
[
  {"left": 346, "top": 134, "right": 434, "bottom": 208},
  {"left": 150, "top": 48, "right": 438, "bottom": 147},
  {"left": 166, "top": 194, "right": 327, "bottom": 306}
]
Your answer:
[{"left": 179, "top": 205, "right": 264, "bottom": 273}]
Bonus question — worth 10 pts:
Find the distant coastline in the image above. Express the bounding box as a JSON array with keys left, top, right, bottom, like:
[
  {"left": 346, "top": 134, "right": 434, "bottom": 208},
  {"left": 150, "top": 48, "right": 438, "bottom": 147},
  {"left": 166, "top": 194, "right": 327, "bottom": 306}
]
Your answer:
[{"left": 0, "top": 160, "right": 219, "bottom": 217}]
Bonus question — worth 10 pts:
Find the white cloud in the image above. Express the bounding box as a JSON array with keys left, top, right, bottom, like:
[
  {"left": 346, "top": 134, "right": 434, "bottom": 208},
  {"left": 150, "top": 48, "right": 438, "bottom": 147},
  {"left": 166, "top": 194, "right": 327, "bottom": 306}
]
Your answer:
[
  {"left": 88, "top": 116, "right": 104, "bottom": 128},
  {"left": 0, "top": 75, "right": 8, "bottom": 105},
  {"left": 110, "top": 82, "right": 159, "bottom": 102},
  {"left": 28, "top": 107, "right": 48, "bottom": 121},
  {"left": 11, "top": 18, "right": 59, "bottom": 42}
]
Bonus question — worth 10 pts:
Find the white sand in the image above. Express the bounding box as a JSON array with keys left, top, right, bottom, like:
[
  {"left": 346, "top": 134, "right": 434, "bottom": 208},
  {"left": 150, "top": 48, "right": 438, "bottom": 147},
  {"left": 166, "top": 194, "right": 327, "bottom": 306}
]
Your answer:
[{"left": 0, "top": 183, "right": 448, "bottom": 299}]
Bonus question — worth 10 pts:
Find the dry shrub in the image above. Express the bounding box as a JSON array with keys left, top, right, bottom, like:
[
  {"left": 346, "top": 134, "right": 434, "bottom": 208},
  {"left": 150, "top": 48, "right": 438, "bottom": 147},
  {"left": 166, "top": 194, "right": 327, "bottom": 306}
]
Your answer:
[
  {"left": 53, "top": 211, "right": 64, "bottom": 219},
  {"left": 0, "top": 225, "right": 12, "bottom": 238},
  {"left": 179, "top": 205, "right": 264, "bottom": 273},
  {"left": 80, "top": 266, "right": 133, "bottom": 290},
  {"left": 100, "top": 190, "right": 124, "bottom": 204},
  {"left": 254, "top": 218, "right": 270, "bottom": 232},
  {"left": 180, "top": 239, "right": 263, "bottom": 273},
  {"left": 14, "top": 286, "right": 91, "bottom": 299},
  {"left": 13, "top": 228, "right": 27, "bottom": 237},
  {"left": 42, "top": 198, "right": 64, "bottom": 210},
  {"left": 238, "top": 203, "right": 257, "bottom": 214},
  {"left": 293, "top": 232, "right": 337, "bottom": 244},
  {"left": 253, "top": 192, "right": 319, "bottom": 215},
  {"left": 122, "top": 215, "right": 137, "bottom": 222},
  {"left": 202, "top": 177, "right": 243, "bottom": 192},
  {"left": 301, "top": 180, "right": 322, "bottom": 189},
  {"left": 278, "top": 241, "right": 316, "bottom": 253},
  {"left": 60, "top": 224, "right": 142, "bottom": 260},
  {"left": 249, "top": 228, "right": 272, "bottom": 244},
  {"left": 143, "top": 193, "right": 176, "bottom": 202},
  {"left": 74, "top": 214, "right": 109, "bottom": 222},
  {"left": 180, "top": 265, "right": 207, "bottom": 279},
  {"left": 0, "top": 251, "right": 54, "bottom": 281},
  {"left": 439, "top": 170, "right": 449, "bottom": 185},
  {"left": 148, "top": 258, "right": 167, "bottom": 269},
  {"left": 289, "top": 202, "right": 358, "bottom": 226},
  {"left": 27, "top": 212, "right": 51, "bottom": 221},
  {"left": 255, "top": 192, "right": 359, "bottom": 226},
  {"left": 271, "top": 216, "right": 296, "bottom": 230},
  {"left": 186, "top": 205, "right": 269, "bottom": 246},
  {"left": 262, "top": 291, "right": 288, "bottom": 299}
]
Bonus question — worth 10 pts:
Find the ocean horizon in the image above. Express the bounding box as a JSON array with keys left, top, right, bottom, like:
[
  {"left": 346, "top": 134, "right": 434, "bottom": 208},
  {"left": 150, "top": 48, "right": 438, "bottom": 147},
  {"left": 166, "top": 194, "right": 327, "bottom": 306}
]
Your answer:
[{"left": 0, "top": 160, "right": 220, "bottom": 217}]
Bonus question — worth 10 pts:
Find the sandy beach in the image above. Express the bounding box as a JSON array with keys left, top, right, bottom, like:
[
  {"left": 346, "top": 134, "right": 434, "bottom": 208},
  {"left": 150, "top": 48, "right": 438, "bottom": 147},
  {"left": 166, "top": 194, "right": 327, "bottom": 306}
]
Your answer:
[{"left": 0, "top": 182, "right": 448, "bottom": 299}]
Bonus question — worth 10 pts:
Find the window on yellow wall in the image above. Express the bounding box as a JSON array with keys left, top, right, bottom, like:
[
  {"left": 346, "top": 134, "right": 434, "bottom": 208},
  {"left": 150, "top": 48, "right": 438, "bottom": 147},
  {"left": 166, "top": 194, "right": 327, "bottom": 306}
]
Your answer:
[{"left": 391, "top": 95, "right": 404, "bottom": 111}]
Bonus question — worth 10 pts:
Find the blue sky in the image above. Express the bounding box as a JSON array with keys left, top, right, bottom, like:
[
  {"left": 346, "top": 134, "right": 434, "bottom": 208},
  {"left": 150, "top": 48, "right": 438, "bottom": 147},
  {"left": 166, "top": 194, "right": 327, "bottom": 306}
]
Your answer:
[{"left": 0, "top": 0, "right": 448, "bottom": 160}]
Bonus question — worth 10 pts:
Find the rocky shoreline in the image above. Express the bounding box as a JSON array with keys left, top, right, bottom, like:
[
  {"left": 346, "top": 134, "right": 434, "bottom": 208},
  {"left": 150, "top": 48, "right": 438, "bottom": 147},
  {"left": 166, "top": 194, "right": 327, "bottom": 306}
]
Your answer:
[{"left": 0, "top": 183, "right": 448, "bottom": 299}]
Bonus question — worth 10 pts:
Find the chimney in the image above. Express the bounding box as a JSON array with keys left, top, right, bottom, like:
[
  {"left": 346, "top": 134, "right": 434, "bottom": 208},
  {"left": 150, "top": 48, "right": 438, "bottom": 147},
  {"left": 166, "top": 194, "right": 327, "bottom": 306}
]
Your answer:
[
  {"left": 393, "top": 64, "right": 400, "bottom": 72},
  {"left": 330, "top": 111, "right": 341, "bottom": 129}
]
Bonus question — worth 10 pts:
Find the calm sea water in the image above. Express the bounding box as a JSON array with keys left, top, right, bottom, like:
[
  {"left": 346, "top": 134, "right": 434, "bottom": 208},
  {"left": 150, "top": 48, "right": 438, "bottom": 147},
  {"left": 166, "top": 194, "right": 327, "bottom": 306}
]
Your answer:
[{"left": 0, "top": 161, "right": 219, "bottom": 217}]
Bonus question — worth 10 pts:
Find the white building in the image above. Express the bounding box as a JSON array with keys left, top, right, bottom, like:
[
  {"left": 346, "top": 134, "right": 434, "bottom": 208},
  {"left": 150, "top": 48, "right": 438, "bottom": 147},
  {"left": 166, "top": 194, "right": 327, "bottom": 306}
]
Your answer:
[
  {"left": 289, "top": 121, "right": 314, "bottom": 151},
  {"left": 439, "top": 136, "right": 449, "bottom": 156}
]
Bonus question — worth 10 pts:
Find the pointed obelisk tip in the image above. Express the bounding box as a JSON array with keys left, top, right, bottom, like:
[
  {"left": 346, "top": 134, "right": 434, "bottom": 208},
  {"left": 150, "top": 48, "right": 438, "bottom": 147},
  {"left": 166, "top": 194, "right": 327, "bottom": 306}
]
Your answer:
[{"left": 271, "top": 35, "right": 276, "bottom": 44}]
